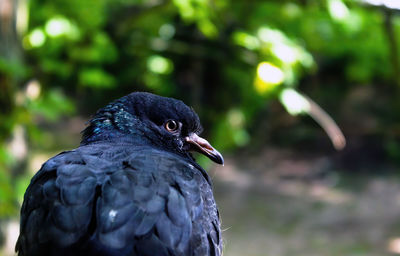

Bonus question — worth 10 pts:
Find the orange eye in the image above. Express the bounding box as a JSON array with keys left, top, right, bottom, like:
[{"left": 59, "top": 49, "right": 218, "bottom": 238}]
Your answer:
[{"left": 165, "top": 120, "right": 179, "bottom": 132}]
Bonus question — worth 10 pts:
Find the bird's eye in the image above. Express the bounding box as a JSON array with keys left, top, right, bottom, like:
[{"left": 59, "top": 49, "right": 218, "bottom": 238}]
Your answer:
[{"left": 164, "top": 120, "right": 179, "bottom": 133}]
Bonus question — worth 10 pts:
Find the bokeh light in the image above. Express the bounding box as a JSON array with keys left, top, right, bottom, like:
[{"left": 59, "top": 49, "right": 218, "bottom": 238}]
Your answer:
[
  {"left": 45, "top": 16, "right": 80, "bottom": 39},
  {"left": 147, "top": 55, "right": 174, "bottom": 75},
  {"left": 279, "top": 88, "right": 310, "bottom": 115},
  {"left": 26, "top": 28, "right": 46, "bottom": 48},
  {"left": 328, "top": 0, "right": 350, "bottom": 21},
  {"left": 254, "top": 62, "right": 284, "bottom": 94},
  {"left": 159, "top": 24, "right": 175, "bottom": 40}
]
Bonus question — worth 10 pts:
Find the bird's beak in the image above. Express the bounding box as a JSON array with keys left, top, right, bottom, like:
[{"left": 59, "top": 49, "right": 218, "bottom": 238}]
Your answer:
[{"left": 185, "top": 133, "right": 224, "bottom": 165}]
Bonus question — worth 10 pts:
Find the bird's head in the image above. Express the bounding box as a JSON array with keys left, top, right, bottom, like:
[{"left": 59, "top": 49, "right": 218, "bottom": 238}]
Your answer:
[{"left": 81, "top": 92, "right": 224, "bottom": 165}]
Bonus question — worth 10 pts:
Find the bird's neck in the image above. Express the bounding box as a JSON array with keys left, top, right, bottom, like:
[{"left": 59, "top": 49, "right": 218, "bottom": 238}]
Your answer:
[{"left": 80, "top": 104, "right": 152, "bottom": 146}]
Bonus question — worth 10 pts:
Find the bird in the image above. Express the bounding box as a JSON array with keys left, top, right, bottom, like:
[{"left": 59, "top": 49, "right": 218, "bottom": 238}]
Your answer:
[{"left": 16, "top": 92, "right": 224, "bottom": 256}]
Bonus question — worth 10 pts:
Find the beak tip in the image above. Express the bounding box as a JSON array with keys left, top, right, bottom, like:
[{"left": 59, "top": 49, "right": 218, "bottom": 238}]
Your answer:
[{"left": 213, "top": 154, "right": 224, "bottom": 166}]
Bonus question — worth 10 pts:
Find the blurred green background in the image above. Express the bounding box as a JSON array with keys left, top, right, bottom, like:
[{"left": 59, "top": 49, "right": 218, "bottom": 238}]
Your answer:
[{"left": 2, "top": 0, "right": 400, "bottom": 255}]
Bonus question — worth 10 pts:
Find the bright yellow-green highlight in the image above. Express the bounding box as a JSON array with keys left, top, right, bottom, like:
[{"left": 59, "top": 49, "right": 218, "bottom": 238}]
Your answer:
[
  {"left": 328, "top": 0, "right": 350, "bottom": 21},
  {"left": 198, "top": 19, "right": 218, "bottom": 38},
  {"left": 272, "top": 44, "right": 297, "bottom": 64},
  {"left": 254, "top": 62, "right": 284, "bottom": 94},
  {"left": 172, "top": 0, "right": 218, "bottom": 38},
  {"left": 279, "top": 88, "right": 310, "bottom": 116},
  {"left": 45, "top": 16, "right": 79, "bottom": 39},
  {"left": 173, "top": 0, "right": 195, "bottom": 20},
  {"left": 147, "top": 55, "right": 173, "bottom": 75},
  {"left": 257, "top": 26, "right": 314, "bottom": 69},
  {"left": 27, "top": 28, "right": 46, "bottom": 48},
  {"left": 232, "top": 31, "right": 260, "bottom": 50}
]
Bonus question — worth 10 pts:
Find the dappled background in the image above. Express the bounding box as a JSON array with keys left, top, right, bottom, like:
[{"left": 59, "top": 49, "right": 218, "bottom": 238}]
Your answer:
[{"left": 2, "top": 0, "right": 400, "bottom": 255}]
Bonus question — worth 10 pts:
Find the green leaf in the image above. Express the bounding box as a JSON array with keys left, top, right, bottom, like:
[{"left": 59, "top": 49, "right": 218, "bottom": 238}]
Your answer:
[{"left": 79, "top": 68, "right": 116, "bottom": 88}]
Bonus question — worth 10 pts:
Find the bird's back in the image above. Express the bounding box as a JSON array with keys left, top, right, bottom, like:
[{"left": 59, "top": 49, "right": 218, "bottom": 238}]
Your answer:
[{"left": 16, "top": 143, "right": 222, "bottom": 256}]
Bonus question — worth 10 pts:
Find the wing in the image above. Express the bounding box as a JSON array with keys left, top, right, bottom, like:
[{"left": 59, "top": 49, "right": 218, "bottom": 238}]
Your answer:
[
  {"left": 93, "top": 151, "right": 195, "bottom": 256},
  {"left": 92, "top": 148, "right": 222, "bottom": 256},
  {"left": 191, "top": 173, "right": 222, "bottom": 256},
  {"left": 16, "top": 150, "right": 99, "bottom": 256}
]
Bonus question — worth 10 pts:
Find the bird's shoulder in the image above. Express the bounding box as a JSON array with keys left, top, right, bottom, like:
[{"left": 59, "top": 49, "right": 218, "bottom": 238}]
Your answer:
[{"left": 16, "top": 149, "right": 99, "bottom": 255}]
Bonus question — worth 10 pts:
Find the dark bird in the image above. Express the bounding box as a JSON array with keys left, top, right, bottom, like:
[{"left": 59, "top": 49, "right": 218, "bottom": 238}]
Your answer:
[{"left": 16, "top": 92, "right": 224, "bottom": 256}]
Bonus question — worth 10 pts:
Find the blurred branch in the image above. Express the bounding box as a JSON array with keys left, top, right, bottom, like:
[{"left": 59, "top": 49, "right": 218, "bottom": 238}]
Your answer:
[
  {"left": 0, "top": 0, "right": 13, "bottom": 37},
  {"left": 361, "top": 1, "right": 400, "bottom": 87},
  {"left": 304, "top": 94, "right": 346, "bottom": 151},
  {"left": 0, "top": 0, "right": 18, "bottom": 117},
  {"left": 280, "top": 89, "right": 346, "bottom": 151}
]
